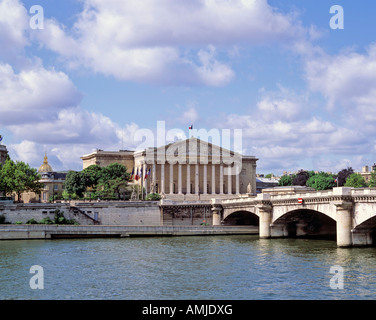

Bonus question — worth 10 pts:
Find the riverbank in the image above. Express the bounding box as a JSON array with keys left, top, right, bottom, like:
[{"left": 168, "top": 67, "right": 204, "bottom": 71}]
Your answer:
[{"left": 0, "top": 224, "right": 258, "bottom": 240}]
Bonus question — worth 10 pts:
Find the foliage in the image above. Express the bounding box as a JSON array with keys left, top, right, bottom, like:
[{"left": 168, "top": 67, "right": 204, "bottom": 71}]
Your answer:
[
  {"left": 82, "top": 165, "right": 103, "bottom": 189},
  {"left": 344, "top": 173, "right": 368, "bottom": 188},
  {"left": 265, "top": 173, "right": 273, "bottom": 178},
  {"left": 0, "top": 158, "right": 43, "bottom": 200},
  {"left": 64, "top": 171, "right": 86, "bottom": 198},
  {"left": 26, "top": 210, "right": 78, "bottom": 225},
  {"left": 53, "top": 209, "right": 78, "bottom": 225},
  {"left": 26, "top": 218, "right": 39, "bottom": 224},
  {"left": 63, "top": 163, "right": 130, "bottom": 200},
  {"left": 39, "top": 217, "right": 54, "bottom": 224},
  {"left": 306, "top": 172, "right": 336, "bottom": 190},
  {"left": 278, "top": 175, "right": 293, "bottom": 186},
  {"left": 292, "top": 170, "right": 312, "bottom": 186},
  {"left": 145, "top": 193, "right": 162, "bottom": 201},
  {"left": 368, "top": 170, "right": 376, "bottom": 188},
  {"left": 336, "top": 167, "right": 354, "bottom": 187}
]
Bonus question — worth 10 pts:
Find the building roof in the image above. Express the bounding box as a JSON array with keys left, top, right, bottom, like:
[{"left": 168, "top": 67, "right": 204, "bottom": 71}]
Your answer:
[{"left": 38, "top": 153, "right": 53, "bottom": 173}]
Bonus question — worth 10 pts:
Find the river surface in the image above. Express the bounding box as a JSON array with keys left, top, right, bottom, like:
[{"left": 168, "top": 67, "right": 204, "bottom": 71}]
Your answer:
[{"left": 0, "top": 235, "right": 376, "bottom": 300}]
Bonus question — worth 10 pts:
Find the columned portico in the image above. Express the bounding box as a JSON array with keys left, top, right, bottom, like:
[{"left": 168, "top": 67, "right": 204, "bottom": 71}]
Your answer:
[{"left": 83, "top": 137, "right": 258, "bottom": 198}]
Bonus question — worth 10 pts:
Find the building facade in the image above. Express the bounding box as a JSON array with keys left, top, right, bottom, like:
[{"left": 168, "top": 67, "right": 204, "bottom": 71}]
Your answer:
[
  {"left": 81, "top": 137, "right": 258, "bottom": 199},
  {"left": 360, "top": 164, "right": 376, "bottom": 183},
  {"left": 17, "top": 153, "right": 67, "bottom": 203},
  {"left": 0, "top": 144, "right": 8, "bottom": 165}
]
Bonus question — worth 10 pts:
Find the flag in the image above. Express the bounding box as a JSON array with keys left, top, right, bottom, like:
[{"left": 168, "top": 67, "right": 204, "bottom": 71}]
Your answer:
[
  {"left": 0, "top": 135, "right": 2, "bottom": 142},
  {"left": 135, "top": 168, "right": 139, "bottom": 181},
  {"left": 145, "top": 168, "right": 150, "bottom": 179},
  {"left": 131, "top": 168, "right": 134, "bottom": 180},
  {"left": 140, "top": 167, "right": 143, "bottom": 179},
  {"left": 189, "top": 125, "right": 193, "bottom": 130}
]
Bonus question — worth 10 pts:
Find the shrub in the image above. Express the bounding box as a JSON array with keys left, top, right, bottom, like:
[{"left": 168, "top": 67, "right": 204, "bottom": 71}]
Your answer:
[
  {"left": 39, "top": 217, "right": 54, "bottom": 224},
  {"left": 26, "top": 218, "right": 39, "bottom": 224},
  {"left": 145, "top": 193, "right": 162, "bottom": 201}
]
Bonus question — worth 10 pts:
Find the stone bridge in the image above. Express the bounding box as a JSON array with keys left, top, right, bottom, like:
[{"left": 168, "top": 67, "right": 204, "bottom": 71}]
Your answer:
[{"left": 213, "top": 187, "right": 376, "bottom": 247}]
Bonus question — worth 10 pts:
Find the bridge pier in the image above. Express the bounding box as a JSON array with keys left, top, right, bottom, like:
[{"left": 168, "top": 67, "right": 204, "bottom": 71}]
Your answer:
[
  {"left": 211, "top": 200, "right": 222, "bottom": 226},
  {"left": 257, "top": 205, "right": 272, "bottom": 238},
  {"left": 334, "top": 201, "right": 353, "bottom": 247}
]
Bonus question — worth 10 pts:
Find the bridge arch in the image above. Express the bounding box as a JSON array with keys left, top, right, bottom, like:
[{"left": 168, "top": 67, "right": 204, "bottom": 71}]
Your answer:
[
  {"left": 223, "top": 210, "right": 259, "bottom": 226},
  {"left": 272, "top": 208, "right": 336, "bottom": 239}
]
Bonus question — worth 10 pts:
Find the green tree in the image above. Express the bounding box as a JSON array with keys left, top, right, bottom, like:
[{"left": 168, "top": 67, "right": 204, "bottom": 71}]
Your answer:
[
  {"left": 344, "top": 173, "right": 367, "bottom": 188},
  {"left": 82, "top": 165, "right": 102, "bottom": 189},
  {"left": 0, "top": 158, "right": 42, "bottom": 200},
  {"left": 278, "top": 175, "right": 293, "bottom": 186},
  {"left": 96, "top": 163, "right": 130, "bottom": 200},
  {"left": 292, "top": 170, "right": 313, "bottom": 186},
  {"left": 306, "top": 172, "right": 336, "bottom": 190},
  {"left": 368, "top": 169, "right": 376, "bottom": 188},
  {"left": 336, "top": 167, "right": 354, "bottom": 186},
  {"left": 64, "top": 171, "right": 86, "bottom": 198}
]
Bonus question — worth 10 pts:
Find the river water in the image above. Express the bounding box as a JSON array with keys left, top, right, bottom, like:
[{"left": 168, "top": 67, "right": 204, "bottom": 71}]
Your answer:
[{"left": 0, "top": 235, "right": 376, "bottom": 300}]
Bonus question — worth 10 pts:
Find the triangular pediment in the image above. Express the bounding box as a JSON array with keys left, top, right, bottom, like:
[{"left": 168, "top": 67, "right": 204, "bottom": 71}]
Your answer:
[{"left": 150, "top": 137, "right": 240, "bottom": 157}]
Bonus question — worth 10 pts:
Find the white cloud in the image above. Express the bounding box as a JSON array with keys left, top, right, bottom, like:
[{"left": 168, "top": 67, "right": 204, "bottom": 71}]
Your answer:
[
  {"left": 0, "top": 63, "right": 82, "bottom": 125},
  {"left": 0, "top": 0, "right": 29, "bottom": 62},
  {"left": 305, "top": 43, "right": 376, "bottom": 117},
  {"left": 35, "top": 0, "right": 307, "bottom": 86}
]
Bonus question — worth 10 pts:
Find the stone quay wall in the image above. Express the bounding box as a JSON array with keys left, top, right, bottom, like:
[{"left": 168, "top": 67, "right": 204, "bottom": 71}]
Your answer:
[{"left": 0, "top": 201, "right": 161, "bottom": 226}]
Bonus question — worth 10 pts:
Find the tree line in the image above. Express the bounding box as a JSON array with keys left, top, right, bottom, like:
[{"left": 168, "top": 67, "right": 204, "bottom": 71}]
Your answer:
[
  {"left": 63, "top": 163, "right": 131, "bottom": 200},
  {"left": 278, "top": 167, "right": 375, "bottom": 190},
  {"left": 0, "top": 157, "right": 42, "bottom": 200}
]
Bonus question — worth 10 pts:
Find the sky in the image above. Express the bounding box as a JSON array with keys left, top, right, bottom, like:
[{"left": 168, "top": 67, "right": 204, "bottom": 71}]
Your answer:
[{"left": 1, "top": 0, "right": 376, "bottom": 175}]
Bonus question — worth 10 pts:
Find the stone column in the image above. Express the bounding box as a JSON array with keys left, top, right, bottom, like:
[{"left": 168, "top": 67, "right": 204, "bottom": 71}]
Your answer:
[
  {"left": 169, "top": 163, "right": 174, "bottom": 194},
  {"left": 203, "top": 164, "right": 207, "bottom": 194},
  {"left": 257, "top": 200, "right": 272, "bottom": 238},
  {"left": 334, "top": 201, "right": 353, "bottom": 247},
  {"left": 152, "top": 162, "right": 156, "bottom": 192},
  {"left": 235, "top": 164, "right": 240, "bottom": 195},
  {"left": 211, "top": 164, "right": 216, "bottom": 194},
  {"left": 161, "top": 163, "right": 165, "bottom": 194},
  {"left": 143, "top": 162, "right": 147, "bottom": 195},
  {"left": 178, "top": 163, "right": 182, "bottom": 194},
  {"left": 227, "top": 166, "right": 232, "bottom": 194},
  {"left": 186, "top": 164, "right": 191, "bottom": 194},
  {"left": 195, "top": 164, "right": 199, "bottom": 195},
  {"left": 220, "top": 163, "right": 224, "bottom": 194}
]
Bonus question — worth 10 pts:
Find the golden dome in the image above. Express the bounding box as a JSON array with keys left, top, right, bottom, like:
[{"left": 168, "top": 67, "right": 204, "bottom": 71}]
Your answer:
[{"left": 38, "top": 153, "right": 53, "bottom": 172}]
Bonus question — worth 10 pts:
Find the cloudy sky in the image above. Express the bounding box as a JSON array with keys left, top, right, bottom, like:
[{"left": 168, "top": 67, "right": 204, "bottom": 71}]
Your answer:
[{"left": 0, "top": 0, "right": 375, "bottom": 175}]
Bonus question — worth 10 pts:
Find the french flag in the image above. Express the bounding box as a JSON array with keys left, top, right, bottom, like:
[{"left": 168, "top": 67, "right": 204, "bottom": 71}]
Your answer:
[
  {"left": 189, "top": 125, "right": 193, "bottom": 130},
  {"left": 145, "top": 168, "right": 151, "bottom": 179},
  {"left": 131, "top": 168, "right": 134, "bottom": 180}
]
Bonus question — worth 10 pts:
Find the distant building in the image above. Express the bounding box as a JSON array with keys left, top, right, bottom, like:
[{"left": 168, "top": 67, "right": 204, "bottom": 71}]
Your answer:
[
  {"left": 359, "top": 164, "right": 376, "bottom": 183},
  {"left": 17, "top": 153, "right": 67, "bottom": 203},
  {"left": 256, "top": 176, "right": 280, "bottom": 193},
  {"left": 0, "top": 144, "right": 8, "bottom": 165}
]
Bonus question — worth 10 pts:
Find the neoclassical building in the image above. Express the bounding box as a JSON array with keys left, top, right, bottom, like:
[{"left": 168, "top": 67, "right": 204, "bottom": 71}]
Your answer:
[
  {"left": 81, "top": 137, "right": 258, "bottom": 199},
  {"left": 0, "top": 144, "right": 8, "bottom": 165},
  {"left": 17, "top": 153, "right": 67, "bottom": 203}
]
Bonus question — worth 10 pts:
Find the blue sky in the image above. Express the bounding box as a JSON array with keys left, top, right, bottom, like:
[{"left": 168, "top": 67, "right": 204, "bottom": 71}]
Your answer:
[{"left": 1, "top": 0, "right": 376, "bottom": 175}]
